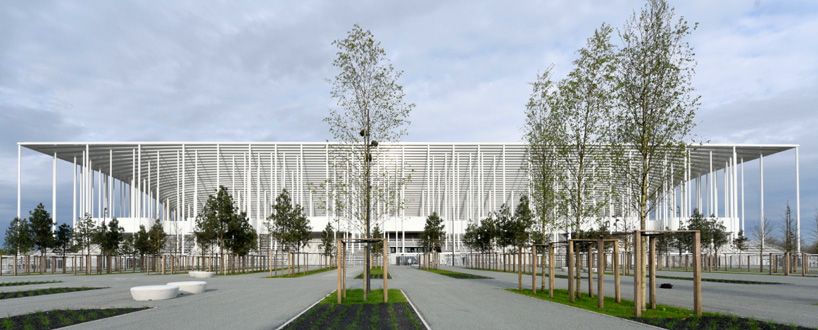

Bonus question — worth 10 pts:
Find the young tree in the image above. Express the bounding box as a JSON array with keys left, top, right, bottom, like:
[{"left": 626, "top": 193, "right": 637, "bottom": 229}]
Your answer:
[
  {"left": 54, "top": 223, "right": 73, "bottom": 257},
  {"left": 782, "top": 203, "right": 796, "bottom": 254},
  {"left": 325, "top": 24, "right": 414, "bottom": 294},
  {"left": 226, "top": 211, "right": 257, "bottom": 258},
  {"left": 733, "top": 230, "right": 748, "bottom": 254},
  {"left": 133, "top": 225, "right": 151, "bottom": 270},
  {"left": 196, "top": 186, "right": 238, "bottom": 270},
  {"left": 371, "top": 224, "right": 384, "bottom": 258},
  {"left": 709, "top": 218, "right": 729, "bottom": 257},
  {"left": 318, "top": 222, "right": 335, "bottom": 266},
  {"left": 754, "top": 215, "right": 773, "bottom": 272},
  {"left": 612, "top": 0, "right": 699, "bottom": 297},
  {"left": 268, "top": 189, "right": 312, "bottom": 273},
  {"left": 93, "top": 218, "right": 124, "bottom": 273},
  {"left": 524, "top": 68, "right": 563, "bottom": 246},
  {"left": 421, "top": 212, "right": 445, "bottom": 254},
  {"left": 147, "top": 219, "right": 166, "bottom": 256},
  {"left": 553, "top": 24, "right": 617, "bottom": 237},
  {"left": 73, "top": 213, "right": 96, "bottom": 273},
  {"left": 4, "top": 217, "right": 34, "bottom": 274},
  {"left": 29, "top": 203, "right": 55, "bottom": 260}
]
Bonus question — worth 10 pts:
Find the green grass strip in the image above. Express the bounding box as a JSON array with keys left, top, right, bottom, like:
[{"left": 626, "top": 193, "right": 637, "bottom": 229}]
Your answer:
[
  {"left": 0, "top": 308, "right": 148, "bottom": 330},
  {"left": 321, "top": 289, "right": 407, "bottom": 305},
  {"left": 423, "top": 268, "right": 492, "bottom": 279},
  {"left": 0, "top": 287, "right": 105, "bottom": 300},
  {"left": 461, "top": 267, "right": 782, "bottom": 284},
  {"left": 355, "top": 266, "right": 392, "bottom": 279},
  {"left": 267, "top": 266, "right": 335, "bottom": 278},
  {"left": 507, "top": 288, "right": 811, "bottom": 329},
  {"left": 0, "top": 280, "right": 61, "bottom": 287}
]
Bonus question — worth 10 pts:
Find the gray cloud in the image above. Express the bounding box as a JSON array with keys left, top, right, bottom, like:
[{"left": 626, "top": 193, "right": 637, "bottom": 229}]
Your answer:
[{"left": 1, "top": 0, "right": 817, "bottom": 243}]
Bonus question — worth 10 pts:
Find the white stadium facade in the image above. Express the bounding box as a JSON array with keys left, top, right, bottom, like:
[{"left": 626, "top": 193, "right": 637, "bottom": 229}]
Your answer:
[{"left": 15, "top": 142, "right": 804, "bottom": 258}]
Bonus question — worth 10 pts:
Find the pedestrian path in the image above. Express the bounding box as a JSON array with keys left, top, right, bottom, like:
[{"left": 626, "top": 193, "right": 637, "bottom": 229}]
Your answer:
[{"left": 388, "top": 266, "right": 653, "bottom": 330}]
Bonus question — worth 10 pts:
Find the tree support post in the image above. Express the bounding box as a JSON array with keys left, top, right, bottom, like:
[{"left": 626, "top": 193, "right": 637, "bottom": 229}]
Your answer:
[
  {"left": 383, "top": 239, "right": 389, "bottom": 303},
  {"left": 598, "top": 239, "right": 604, "bottom": 309},
  {"left": 568, "top": 241, "right": 575, "bottom": 302},
  {"left": 549, "top": 244, "right": 555, "bottom": 298},
  {"left": 633, "top": 231, "right": 642, "bottom": 317},
  {"left": 587, "top": 247, "right": 593, "bottom": 297},
  {"left": 613, "top": 242, "right": 621, "bottom": 303},
  {"left": 531, "top": 246, "right": 537, "bottom": 293},
  {"left": 649, "top": 236, "right": 656, "bottom": 309},
  {"left": 693, "top": 230, "right": 702, "bottom": 316}
]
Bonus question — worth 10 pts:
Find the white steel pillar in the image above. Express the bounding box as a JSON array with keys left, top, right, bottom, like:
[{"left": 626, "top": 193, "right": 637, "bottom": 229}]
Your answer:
[
  {"left": 182, "top": 144, "right": 187, "bottom": 255},
  {"left": 52, "top": 152, "right": 57, "bottom": 231},
  {"left": 216, "top": 144, "right": 220, "bottom": 189},
  {"left": 708, "top": 151, "right": 713, "bottom": 216},
  {"left": 109, "top": 149, "right": 113, "bottom": 219},
  {"left": 156, "top": 151, "right": 160, "bottom": 220},
  {"left": 740, "top": 158, "right": 745, "bottom": 232},
  {"left": 194, "top": 150, "right": 199, "bottom": 221},
  {"left": 17, "top": 144, "right": 21, "bottom": 218},
  {"left": 72, "top": 156, "right": 77, "bottom": 227},
  {"left": 795, "top": 146, "right": 801, "bottom": 253},
  {"left": 758, "top": 154, "right": 766, "bottom": 249},
  {"left": 137, "top": 144, "right": 141, "bottom": 219}
]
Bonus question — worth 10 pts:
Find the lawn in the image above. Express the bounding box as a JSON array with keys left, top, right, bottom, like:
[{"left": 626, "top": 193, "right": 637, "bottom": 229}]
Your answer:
[
  {"left": 0, "top": 287, "right": 105, "bottom": 300},
  {"left": 0, "top": 280, "right": 61, "bottom": 287},
  {"left": 268, "top": 267, "right": 335, "bottom": 278},
  {"left": 507, "top": 288, "right": 811, "bottom": 330},
  {"left": 0, "top": 308, "right": 149, "bottom": 330},
  {"left": 422, "top": 268, "right": 491, "bottom": 279},
  {"left": 355, "top": 266, "right": 392, "bottom": 279},
  {"left": 460, "top": 267, "right": 782, "bottom": 285},
  {"left": 282, "top": 289, "right": 425, "bottom": 330}
]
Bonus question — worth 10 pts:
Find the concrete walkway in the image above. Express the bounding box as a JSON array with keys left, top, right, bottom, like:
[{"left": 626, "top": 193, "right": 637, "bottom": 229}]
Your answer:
[
  {"left": 0, "top": 269, "right": 345, "bottom": 330},
  {"left": 388, "top": 266, "right": 653, "bottom": 330}
]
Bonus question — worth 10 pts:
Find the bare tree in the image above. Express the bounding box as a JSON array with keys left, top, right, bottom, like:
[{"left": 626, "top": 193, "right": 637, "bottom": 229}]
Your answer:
[
  {"left": 612, "top": 0, "right": 699, "bottom": 302},
  {"left": 754, "top": 215, "right": 772, "bottom": 272},
  {"left": 325, "top": 24, "right": 414, "bottom": 296}
]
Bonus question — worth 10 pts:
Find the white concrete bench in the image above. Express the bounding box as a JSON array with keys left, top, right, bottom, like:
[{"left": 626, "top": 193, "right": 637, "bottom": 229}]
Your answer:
[
  {"left": 189, "top": 271, "right": 215, "bottom": 279},
  {"left": 130, "top": 285, "right": 179, "bottom": 301},
  {"left": 167, "top": 281, "right": 207, "bottom": 294}
]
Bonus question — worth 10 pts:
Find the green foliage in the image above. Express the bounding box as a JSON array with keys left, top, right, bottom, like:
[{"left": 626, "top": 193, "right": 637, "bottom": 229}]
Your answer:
[
  {"left": 612, "top": 0, "right": 699, "bottom": 229},
  {"left": 319, "top": 222, "right": 335, "bottom": 257},
  {"left": 371, "top": 224, "right": 383, "bottom": 256},
  {"left": 268, "top": 189, "right": 311, "bottom": 253},
  {"left": 133, "top": 225, "right": 151, "bottom": 256},
  {"left": 320, "top": 289, "right": 407, "bottom": 305},
  {"left": 509, "top": 196, "right": 535, "bottom": 248},
  {"left": 4, "top": 217, "right": 33, "bottom": 255},
  {"left": 733, "top": 230, "right": 748, "bottom": 252},
  {"left": 28, "top": 203, "right": 55, "bottom": 255},
  {"left": 195, "top": 186, "right": 238, "bottom": 256},
  {"left": 147, "top": 219, "right": 166, "bottom": 255},
  {"left": 54, "top": 223, "right": 73, "bottom": 256},
  {"left": 93, "top": 218, "right": 124, "bottom": 256},
  {"left": 225, "top": 212, "right": 257, "bottom": 257},
  {"left": 73, "top": 214, "right": 96, "bottom": 257},
  {"left": 782, "top": 203, "right": 796, "bottom": 253},
  {"left": 686, "top": 209, "right": 728, "bottom": 254},
  {"left": 420, "top": 212, "right": 445, "bottom": 253}
]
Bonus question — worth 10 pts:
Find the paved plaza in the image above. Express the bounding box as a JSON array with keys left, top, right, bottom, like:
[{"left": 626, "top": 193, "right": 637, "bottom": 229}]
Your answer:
[{"left": 2, "top": 265, "right": 816, "bottom": 329}]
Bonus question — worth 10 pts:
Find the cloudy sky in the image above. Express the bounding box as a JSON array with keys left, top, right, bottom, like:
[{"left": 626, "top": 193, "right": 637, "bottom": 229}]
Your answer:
[{"left": 1, "top": 0, "right": 816, "bottom": 244}]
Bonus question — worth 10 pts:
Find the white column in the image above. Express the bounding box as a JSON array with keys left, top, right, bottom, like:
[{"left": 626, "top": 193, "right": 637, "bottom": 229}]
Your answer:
[
  {"left": 182, "top": 144, "right": 186, "bottom": 255},
  {"left": 216, "top": 144, "right": 221, "bottom": 189},
  {"left": 795, "top": 146, "right": 801, "bottom": 253},
  {"left": 72, "top": 156, "right": 77, "bottom": 227},
  {"left": 502, "top": 145, "right": 506, "bottom": 205},
  {"left": 740, "top": 158, "right": 745, "bottom": 232},
  {"left": 758, "top": 154, "right": 765, "bottom": 249},
  {"left": 708, "top": 151, "right": 713, "bottom": 216},
  {"left": 137, "top": 144, "right": 141, "bottom": 219},
  {"left": 194, "top": 150, "right": 199, "bottom": 220},
  {"left": 52, "top": 152, "right": 57, "bottom": 231},
  {"left": 109, "top": 149, "right": 113, "bottom": 219},
  {"left": 156, "top": 151, "right": 160, "bottom": 220},
  {"left": 17, "top": 144, "right": 21, "bottom": 218}
]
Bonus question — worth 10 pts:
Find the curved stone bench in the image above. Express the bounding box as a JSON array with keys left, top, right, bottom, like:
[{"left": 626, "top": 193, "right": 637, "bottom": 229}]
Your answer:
[
  {"left": 189, "top": 271, "right": 215, "bottom": 279},
  {"left": 130, "top": 285, "right": 179, "bottom": 301},
  {"left": 167, "top": 281, "right": 207, "bottom": 294}
]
